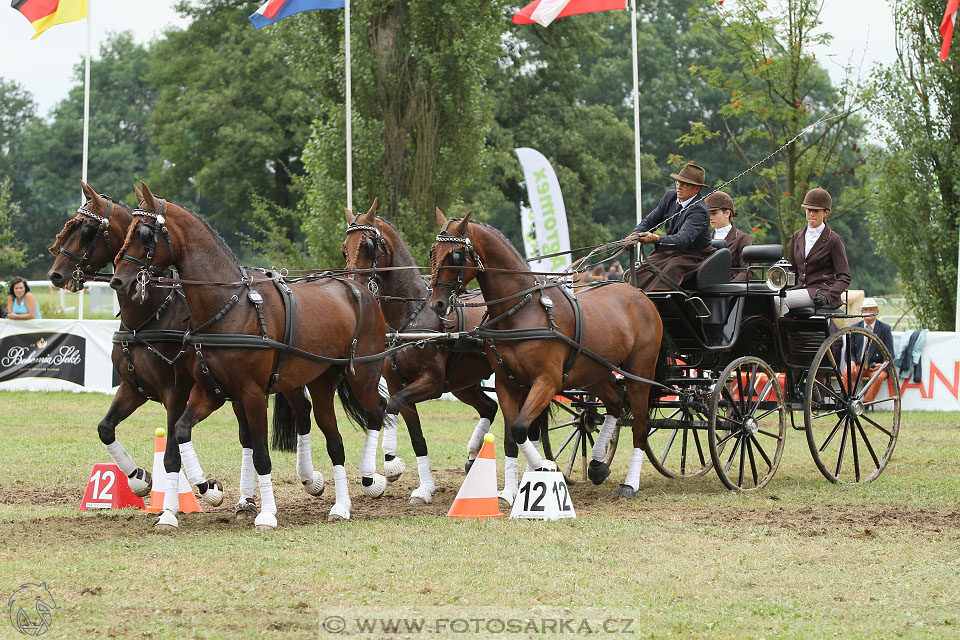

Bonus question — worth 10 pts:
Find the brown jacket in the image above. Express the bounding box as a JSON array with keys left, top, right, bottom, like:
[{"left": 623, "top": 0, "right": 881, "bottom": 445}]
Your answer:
[
  {"left": 713, "top": 223, "right": 753, "bottom": 282},
  {"left": 788, "top": 224, "right": 851, "bottom": 307}
]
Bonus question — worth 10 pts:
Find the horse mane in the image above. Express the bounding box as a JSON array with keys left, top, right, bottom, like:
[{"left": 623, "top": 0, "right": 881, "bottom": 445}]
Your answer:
[
  {"left": 468, "top": 220, "right": 529, "bottom": 267},
  {"left": 49, "top": 196, "right": 134, "bottom": 254}
]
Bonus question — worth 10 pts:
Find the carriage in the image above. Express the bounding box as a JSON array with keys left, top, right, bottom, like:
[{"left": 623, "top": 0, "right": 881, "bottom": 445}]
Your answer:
[{"left": 542, "top": 242, "right": 901, "bottom": 492}]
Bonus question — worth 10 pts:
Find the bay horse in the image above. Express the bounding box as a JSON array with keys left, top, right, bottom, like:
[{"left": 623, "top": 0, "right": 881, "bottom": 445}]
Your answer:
[
  {"left": 428, "top": 211, "right": 664, "bottom": 497},
  {"left": 47, "top": 182, "right": 322, "bottom": 529},
  {"left": 341, "top": 203, "right": 517, "bottom": 504},
  {"left": 110, "top": 183, "right": 387, "bottom": 527}
]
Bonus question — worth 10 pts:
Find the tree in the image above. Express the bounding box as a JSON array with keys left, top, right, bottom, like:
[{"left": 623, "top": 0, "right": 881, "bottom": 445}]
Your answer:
[
  {"left": 864, "top": 0, "right": 960, "bottom": 329},
  {"left": 148, "top": 0, "right": 316, "bottom": 256},
  {"left": 291, "top": 0, "right": 506, "bottom": 266},
  {"left": 0, "top": 79, "right": 37, "bottom": 179},
  {"left": 0, "top": 177, "right": 27, "bottom": 276}
]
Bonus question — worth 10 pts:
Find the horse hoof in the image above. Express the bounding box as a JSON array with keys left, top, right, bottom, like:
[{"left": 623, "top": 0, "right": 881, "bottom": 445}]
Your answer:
[
  {"left": 384, "top": 457, "right": 405, "bottom": 482},
  {"left": 254, "top": 512, "right": 277, "bottom": 530},
  {"left": 498, "top": 489, "right": 516, "bottom": 507},
  {"left": 234, "top": 497, "right": 257, "bottom": 520},
  {"left": 302, "top": 471, "right": 325, "bottom": 497},
  {"left": 128, "top": 468, "right": 152, "bottom": 497},
  {"left": 327, "top": 503, "right": 351, "bottom": 522},
  {"left": 616, "top": 484, "right": 637, "bottom": 499},
  {"left": 538, "top": 459, "right": 558, "bottom": 472},
  {"left": 588, "top": 460, "right": 611, "bottom": 485},
  {"left": 361, "top": 473, "right": 387, "bottom": 498},
  {"left": 465, "top": 457, "right": 475, "bottom": 473},
  {"left": 409, "top": 487, "right": 433, "bottom": 505},
  {"left": 200, "top": 480, "right": 224, "bottom": 507},
  {"left": 154, "top": 509, "right": 178, "bottom": 533}
]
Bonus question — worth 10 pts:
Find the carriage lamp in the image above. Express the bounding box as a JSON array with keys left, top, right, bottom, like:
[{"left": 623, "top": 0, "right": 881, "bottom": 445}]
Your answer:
[{"left": 765, "top": 260, "right": 796, "bottom": 291}]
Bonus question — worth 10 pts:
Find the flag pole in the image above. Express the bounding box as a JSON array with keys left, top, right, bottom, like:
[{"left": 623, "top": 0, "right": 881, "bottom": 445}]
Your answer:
[
  {"left": 81, "top": 0, "right": 91, "bottom": 190},
  {"left": 345, "top": 0, "right": 353, "bottom": 212},
  {"left": 955, "top": 223, "right": 959, "bottom": 332},
  {"left": 630, "top": 0, "right": 642, "bottom": 225}
]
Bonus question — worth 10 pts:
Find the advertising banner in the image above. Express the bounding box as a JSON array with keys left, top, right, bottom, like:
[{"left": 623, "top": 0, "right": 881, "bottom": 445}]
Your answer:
[{"left": 515, "top": 147, "right": 571, "bottom": 273}]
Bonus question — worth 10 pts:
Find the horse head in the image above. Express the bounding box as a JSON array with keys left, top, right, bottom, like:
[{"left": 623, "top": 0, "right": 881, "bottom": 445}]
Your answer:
[
  {"left": 341, "top": 199, "right": 390, "bottom": 294},
  {"left": 428, "top": 208, "right": 482, "bottom": 316},
  {"left": 110, "top": 181, "right": 177, "bottom": 300},
  {"left": 48, "top": 181, "right": 133, "bottom": 292}
]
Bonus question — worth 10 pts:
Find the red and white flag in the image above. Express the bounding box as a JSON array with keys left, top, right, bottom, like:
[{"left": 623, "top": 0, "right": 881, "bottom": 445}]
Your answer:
[
  {"left": 942, "top": 0, "right": 960, "bottom": 60},
  {"left": 512, "top": 0, "right": 626, "bottom": 27}
]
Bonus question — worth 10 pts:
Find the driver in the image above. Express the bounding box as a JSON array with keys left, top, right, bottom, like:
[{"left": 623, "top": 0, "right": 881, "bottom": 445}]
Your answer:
[{"left": 624, "top": 163, "right": 715, "bottom": 290}]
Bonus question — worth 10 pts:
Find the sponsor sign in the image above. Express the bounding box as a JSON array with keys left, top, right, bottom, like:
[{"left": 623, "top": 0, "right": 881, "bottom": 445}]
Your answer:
[{"left": 0, "top": 332, "right": 85, "bottom": 385}]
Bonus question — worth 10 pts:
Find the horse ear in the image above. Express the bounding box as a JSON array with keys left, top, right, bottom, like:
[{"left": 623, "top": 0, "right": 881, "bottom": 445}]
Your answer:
[
  {"left": 344, "top": 208, "right": 356, "bottom": 224},
  {"left": 436, "top": 207, "right": 448, "bottom": 227},
  {"left": 79, "top": 180, "right": 100, "bottom": 207},
  {"left": 133, "top": 183, "right": 143, "bottom": 201},
  {"left": 454, "top": 211, "right": 472, "bottom": 234},
  {"left": 366, "top": 198, "right": 378, "bottom": 218},
  {"left": 140, "top": 182, "right": 158, "bottom": 212}
]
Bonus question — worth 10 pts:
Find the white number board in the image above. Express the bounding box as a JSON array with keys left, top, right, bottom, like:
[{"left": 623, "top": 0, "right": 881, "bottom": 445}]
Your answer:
[{"left": 509, "top": 471, "right": 576, "bottom": 521}]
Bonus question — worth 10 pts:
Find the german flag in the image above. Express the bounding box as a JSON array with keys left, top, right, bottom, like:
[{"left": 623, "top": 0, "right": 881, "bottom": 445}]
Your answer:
[{"left": 12, "top": 0, "right": 88, "bottom": 39}]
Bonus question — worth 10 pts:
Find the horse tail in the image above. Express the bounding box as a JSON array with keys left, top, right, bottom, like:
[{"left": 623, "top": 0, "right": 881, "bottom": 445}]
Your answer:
[
  {"left": 271, "top": 392, "right": 298, "bottom": 452},
  {"left": 531, "top": 403, "right": 554, "bottom": 442},
  {"left": 337, "top": 376, "right": 371, "bottom": 432}
]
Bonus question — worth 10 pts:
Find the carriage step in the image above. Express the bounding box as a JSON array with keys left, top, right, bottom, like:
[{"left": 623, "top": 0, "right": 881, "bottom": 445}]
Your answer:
[{"left": 648, "top": 419, "right": 709, "bottom": 430}]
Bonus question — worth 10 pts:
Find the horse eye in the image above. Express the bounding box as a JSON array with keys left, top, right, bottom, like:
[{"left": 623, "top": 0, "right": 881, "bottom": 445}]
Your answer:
[{"left": 80, "top": 224, "right": 97, "bottom": 245}]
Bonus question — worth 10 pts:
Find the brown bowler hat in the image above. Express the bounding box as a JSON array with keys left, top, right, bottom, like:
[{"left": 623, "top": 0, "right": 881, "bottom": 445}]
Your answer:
[
  {"left": 706, "top": 191, "right": 735, "bottom": 214},
  {"left": 801, "top": 187, "right": 832, "bottom": 211},
  {"left": 669, "top": 163, "right": 708, "bottom": 188}
]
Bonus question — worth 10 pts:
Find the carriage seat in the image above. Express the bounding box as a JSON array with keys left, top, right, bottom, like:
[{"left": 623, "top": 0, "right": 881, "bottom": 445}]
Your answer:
[
  {"left": 697, "top": 244, "right": 785, "bottom": 295},
  {"left": 680, "top": 247, "right": 731, "bottom": 290},
  {"left": 741, "top": 244, "right": 783, "bottom": 263},
  {"left": 784, "top": 304, "right": 843, "bottom": 319}
]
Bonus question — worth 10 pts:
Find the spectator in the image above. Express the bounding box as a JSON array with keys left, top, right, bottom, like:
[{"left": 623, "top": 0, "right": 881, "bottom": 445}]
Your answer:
[
  {"left": 6, "top": 277, "right": 42, "bottom": 320},
  {"left": 606, "top": 262, "right": 623, "bottom": 281},
  {"left": 846, "top": 298, "right": 895, "bottom": 406}
]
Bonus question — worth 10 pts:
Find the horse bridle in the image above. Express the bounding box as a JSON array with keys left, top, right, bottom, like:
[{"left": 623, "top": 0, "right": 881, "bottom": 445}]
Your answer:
[
  {"left": 344, "top": 222, "right": 390, "bottom": 295},
  {"left": 431, "top": 220, "right": 484, "bottom": 311},
  {"left": 119, "top": 199, "right": 176, "bottom": 303},
  {"left": 57, "top": 197, "right": 115, "bottom": 290}
]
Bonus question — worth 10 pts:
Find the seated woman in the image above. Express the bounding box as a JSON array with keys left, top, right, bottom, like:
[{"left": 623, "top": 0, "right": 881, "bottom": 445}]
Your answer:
[
  {"left": 784, "top": 188, "right": 850, "bottom": 313},
  {"left": 6, "top": 278, "right": 42, "bottom": 320},
  {"left": 706, "top": 191, "right": 752, "bottom": 282}
]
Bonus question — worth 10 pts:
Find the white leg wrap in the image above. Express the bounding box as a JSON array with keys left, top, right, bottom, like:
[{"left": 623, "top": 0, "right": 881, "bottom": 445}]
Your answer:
[
  {"left": 296, "top": 434, "right": 315, "bottom": 482},
  {"left": 359, "top": 429, "right": 379, "bottom": 477},
  {"left": 466, "top": 417, "right": 492, "bottom": 459},
  {"left": 177, "top": 441, "right": 207, "bottom": 487},
  {"left": 624, "top": 448, "right": 645, "bottom": 490},
  {"left": 104, "top": 440, "right": 137, "bottom": 476},
  {"left": 254, "top": 473, "right": 278, "bottom": 529},
  {"left": 499, "top": 456, "right": 519, "bottom": 506},
  {"left": 239, "top": 448, "right": 255, "bottom": 499},
  {"left": 523, "top": 439, "right": 542, "bottom": 471},
  {"left": 163, "top": 471, "right": 179, "bottom": 513},
  {"left": 329, "top": 465, "right": 351, "bottom": 520},
  {"left": 518, "top": 439, "right": 543, "bottom": 469},
  {"left": 592, "top": 415, "right": 618, "bottom": 461},
  {"left": 409, "top": 455, "right": 435, "bottom": 504},
  {"left": 382, "top": 413, "right": 399, "bottom": 456}
]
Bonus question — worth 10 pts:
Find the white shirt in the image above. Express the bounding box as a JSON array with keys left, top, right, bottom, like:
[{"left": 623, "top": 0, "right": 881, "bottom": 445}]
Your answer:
[
  {"left": 678, "top": 195, "right": 695, "bottom": 209},
  {"left": 804, "top": 224, "right": 825, "bottom": 257},
  {"left": 714, "top": 224, "right": 732, "bottom": 240}
]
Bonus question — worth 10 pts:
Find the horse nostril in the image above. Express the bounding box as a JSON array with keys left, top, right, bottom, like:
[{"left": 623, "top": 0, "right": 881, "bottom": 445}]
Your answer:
[
  {"left": 49, "top": 272, "right": 62, "bottom": 285},
  {"left": 109, "top": 277, "right": 122, "bottom": 291}
]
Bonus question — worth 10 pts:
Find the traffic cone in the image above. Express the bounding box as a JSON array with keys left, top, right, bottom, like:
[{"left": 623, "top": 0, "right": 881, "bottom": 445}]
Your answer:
[
  {"left": 79, "top": 463, "right": 145, "bottom": 511},
  {"left": 448, "top": 433, "right": 504, "bottom": 519},
  {"left": 145, "top": 428, "right": 202, "bottom": 514}
]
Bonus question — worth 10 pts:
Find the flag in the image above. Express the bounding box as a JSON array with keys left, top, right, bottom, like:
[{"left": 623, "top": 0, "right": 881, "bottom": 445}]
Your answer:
[
  {"left": 249, "top": 0, "right": 345, "bottom": 30},
  {"left": 512, "top": 0, "right": 626, "bottom": 27},
  {"left": 941, "top": 0, "right": 960, "bottom": 60},
  {"left": 12, "top": 0, "right": 87, "bottom": 39},
  {"left": 515, "top": 148, "right": 571, "bottom": 272}
]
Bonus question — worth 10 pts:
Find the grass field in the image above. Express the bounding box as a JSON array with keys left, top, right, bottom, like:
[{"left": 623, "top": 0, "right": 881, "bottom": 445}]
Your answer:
[{"left": 0, "top": 390, "right": 958, "bottom": 639}]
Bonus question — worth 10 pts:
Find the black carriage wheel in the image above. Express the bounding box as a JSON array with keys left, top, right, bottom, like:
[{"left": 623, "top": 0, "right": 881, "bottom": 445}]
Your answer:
[
  {"left": 644, "top": 404, "right": 714, "bottom": 479},
  {"left": 804, "top": 326, "right": 900, "bottom": 484},
  {"left": 708, "top": 356, "right": 786, "bottom": 492},
  {"left": 541, "top": 393, "right": 619, "bottom": 483}
]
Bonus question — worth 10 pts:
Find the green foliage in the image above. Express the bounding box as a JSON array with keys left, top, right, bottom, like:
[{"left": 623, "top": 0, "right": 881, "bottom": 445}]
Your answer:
[
  {"left": 0, "top": 177, "right": 27, "bottom": 276},
  {"left": 864, "top": 0, "right": 960, "bottom": 330},
  {"left": 148, "top": 0, "right": 316, "bottom": 258},
  {"left": 292, "top": 0, "right": 506, "bottom": 267},
  {"left": 7, "top": 33, "right": 159, "bottom": 277}
]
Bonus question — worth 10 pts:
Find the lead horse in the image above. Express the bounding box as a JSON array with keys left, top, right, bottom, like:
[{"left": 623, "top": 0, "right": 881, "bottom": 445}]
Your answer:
[
  {"left": 110, "top": 183, "right": 387, "bottom": 527},
  {"left": 428, "top": 212, "right": 664, "bottom": 497},
  {"left": 48, "top": 182, "right": 322, "bottom": 527}
]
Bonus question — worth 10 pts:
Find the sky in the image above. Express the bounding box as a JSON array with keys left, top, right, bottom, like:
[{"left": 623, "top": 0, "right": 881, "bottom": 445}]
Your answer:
[{"left": 0, "top": 1, "right": 899, "bottom": 118}]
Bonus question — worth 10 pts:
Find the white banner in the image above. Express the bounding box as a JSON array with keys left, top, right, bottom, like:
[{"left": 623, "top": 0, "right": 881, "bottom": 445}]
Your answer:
[
  {"left": 0, "top": 319, "right": 120, "bottom": 394},
  {"left": 515, "top": 147, "right": 571, "bottom": 273},
  {"left": 874, "top": 331, "right": 960, "bottom": 411}
]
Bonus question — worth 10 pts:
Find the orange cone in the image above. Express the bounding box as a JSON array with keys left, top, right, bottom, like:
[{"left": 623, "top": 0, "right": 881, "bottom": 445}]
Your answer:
[
  {"left": 448, "top": 433, "right": 504, "bottom": 519},
  {"left": 145, "top": 429, "right": 202, "bottom": 514}
]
